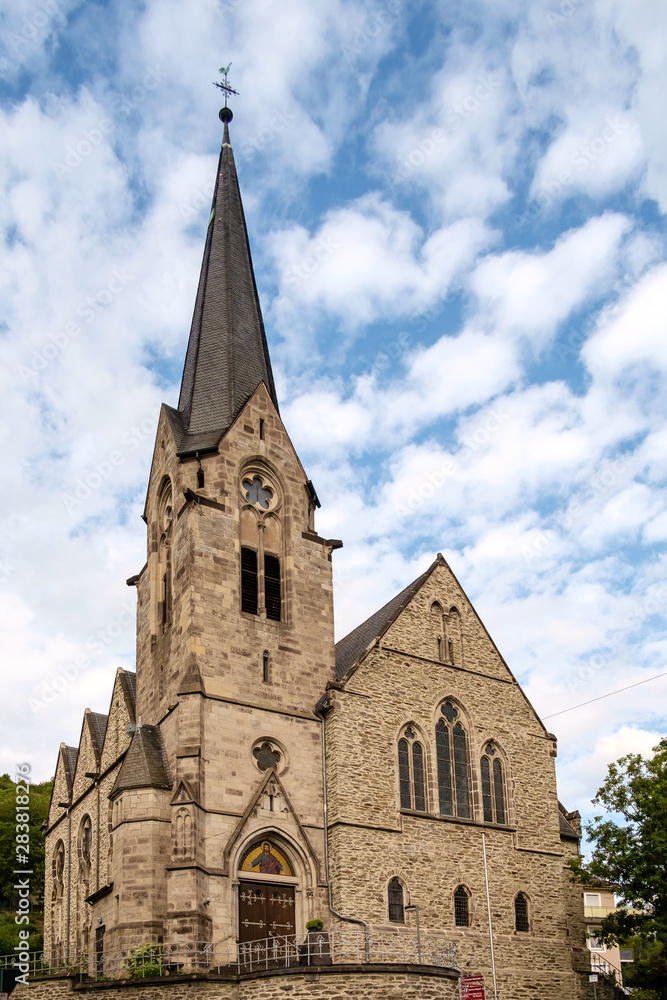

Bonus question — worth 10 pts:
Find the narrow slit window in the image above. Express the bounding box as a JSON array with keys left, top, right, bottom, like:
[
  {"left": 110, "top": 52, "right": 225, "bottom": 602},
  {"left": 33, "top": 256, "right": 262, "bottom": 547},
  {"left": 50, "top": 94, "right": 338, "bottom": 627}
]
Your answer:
[
  {"left": 481, "top": 756, "right": 493, "bottom": 822},
  {"left": 388, "top": 878, "right": 404, "bottom": 923},
  {"left": 398, "top": 739, "right": 411, "bottom": 810},
  {"left": 412, "top": 743, "right": 426, "bottom": 813},
  {"left": 259, "top": 418, "right": 265, "bottom": 440},
  {"left": 264, "top": 554, "right": 281, "bottom": 621},
  {"left": 262, "top": 650, "right": 270, "bottom": 682},
  {"left": 241, "top": 548, "right": 258, "bottom": 615},
  {"left": 481, "top": 744, "right": 506, "bottom": 825}
]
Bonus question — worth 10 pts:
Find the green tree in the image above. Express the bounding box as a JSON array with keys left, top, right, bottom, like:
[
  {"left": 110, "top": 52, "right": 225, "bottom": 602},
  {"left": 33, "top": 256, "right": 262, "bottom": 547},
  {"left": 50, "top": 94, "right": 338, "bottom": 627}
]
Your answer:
[
  {"left": 568, "top": 737, "right": 667, "bottom": 992},
  {"left": 0, "top": 773, "right": 53, "bottom": 908}
]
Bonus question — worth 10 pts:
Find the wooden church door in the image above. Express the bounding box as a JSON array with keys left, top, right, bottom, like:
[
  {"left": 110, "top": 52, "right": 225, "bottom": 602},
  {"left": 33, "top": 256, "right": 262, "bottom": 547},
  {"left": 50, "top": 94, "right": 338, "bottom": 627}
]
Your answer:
[{"left": 238, "top": 882, "right": 295, "bottom": 943}]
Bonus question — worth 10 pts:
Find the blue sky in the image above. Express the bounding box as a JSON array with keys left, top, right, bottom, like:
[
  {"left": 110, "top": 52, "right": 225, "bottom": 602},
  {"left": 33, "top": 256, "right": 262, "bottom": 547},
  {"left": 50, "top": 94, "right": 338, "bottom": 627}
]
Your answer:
[{"left": 1, "top": 0, "right": 666, "bottom": 833}]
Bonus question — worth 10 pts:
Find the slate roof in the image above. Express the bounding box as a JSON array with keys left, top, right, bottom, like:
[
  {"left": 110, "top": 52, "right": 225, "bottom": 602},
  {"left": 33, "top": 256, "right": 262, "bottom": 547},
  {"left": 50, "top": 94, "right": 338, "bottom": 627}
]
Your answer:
[
  {"left": 65, "top": 745, "right": 79, "bottom": 780},
  {"left": 558, "top": 801, "right": 581, "bottom": 840},
  {"left": 88, "top": 712, "right": 108, "bottom": 757},
  {"left": 120, "top": 668, "right": 136, "bottom": 720},
  {"left": 335, "top": 560, "right": 437, "bottom": 680},
  {"left": 175, "top": 118, "right": 278, "bottom": 456},
  {"left": 111, "top": 725, "right": 172, "bottom": 798}
]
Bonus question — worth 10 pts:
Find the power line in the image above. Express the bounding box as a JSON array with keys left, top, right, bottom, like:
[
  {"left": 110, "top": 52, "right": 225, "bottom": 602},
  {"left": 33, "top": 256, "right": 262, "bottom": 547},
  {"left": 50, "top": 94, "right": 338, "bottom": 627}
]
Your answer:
[{"left": 542, "top": 670, "right": 667, "bottom": 721}]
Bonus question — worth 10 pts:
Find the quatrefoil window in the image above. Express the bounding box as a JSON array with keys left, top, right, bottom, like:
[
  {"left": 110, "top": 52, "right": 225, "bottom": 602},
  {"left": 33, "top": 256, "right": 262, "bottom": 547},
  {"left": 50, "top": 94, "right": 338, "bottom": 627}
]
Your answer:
[
  {"left": 243, "top": 476, "right": 274, "bottom": 510},
  {"left": 253, "top": 742, "right": 282, "bottom": 771},
  {"left": 441, "top": 702, "right": 458, "bottom": 723}
]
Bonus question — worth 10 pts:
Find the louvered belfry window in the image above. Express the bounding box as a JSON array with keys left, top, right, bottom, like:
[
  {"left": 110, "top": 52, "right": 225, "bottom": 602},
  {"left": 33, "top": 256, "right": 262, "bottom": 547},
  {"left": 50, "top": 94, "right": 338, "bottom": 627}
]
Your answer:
[
  {"left": 241, "top": 547, "right": 258, "bottom": 615},
  {"left": 264, "top": 554, "right": 281, "bottom": 621},
  {"left": 397, "top": 728, "right": 427, "bottom": 813},
  {"left": 436, "top": 702, "right": 471, "bottom": 819},
  {"left": 481, "top": 743, "right": 506, "bottom": 824}
]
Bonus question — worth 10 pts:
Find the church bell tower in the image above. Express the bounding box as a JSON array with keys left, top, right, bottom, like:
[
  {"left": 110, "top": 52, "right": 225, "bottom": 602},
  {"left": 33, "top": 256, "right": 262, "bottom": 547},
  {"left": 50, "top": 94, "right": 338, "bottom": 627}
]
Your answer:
[{"left": 112, "top": 94, "right": 339, "bottom": 954}]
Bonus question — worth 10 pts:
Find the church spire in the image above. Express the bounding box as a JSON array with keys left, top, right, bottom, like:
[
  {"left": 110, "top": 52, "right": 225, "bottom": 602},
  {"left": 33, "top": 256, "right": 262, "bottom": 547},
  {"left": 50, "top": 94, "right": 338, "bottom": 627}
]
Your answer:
[{"left": 175, "top": 85, "right": 278, "bottom": 456}]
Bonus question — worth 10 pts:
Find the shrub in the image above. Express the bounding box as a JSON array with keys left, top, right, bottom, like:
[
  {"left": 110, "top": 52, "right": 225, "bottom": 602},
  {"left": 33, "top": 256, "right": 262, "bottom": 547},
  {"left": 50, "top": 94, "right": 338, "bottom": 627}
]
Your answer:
[
  {"left": 126, "top": 943, "right": 163, "bottom": 978},
  {"left": 306, "top": 919, "right": 324, "bottom": 932}
]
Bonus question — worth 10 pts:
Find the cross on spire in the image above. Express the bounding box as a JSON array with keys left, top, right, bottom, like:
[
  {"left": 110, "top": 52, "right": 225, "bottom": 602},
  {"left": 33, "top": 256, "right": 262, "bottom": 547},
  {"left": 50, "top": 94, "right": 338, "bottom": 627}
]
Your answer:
[{"left": 214, "top": 63, "right": 239, "bottom": 108}]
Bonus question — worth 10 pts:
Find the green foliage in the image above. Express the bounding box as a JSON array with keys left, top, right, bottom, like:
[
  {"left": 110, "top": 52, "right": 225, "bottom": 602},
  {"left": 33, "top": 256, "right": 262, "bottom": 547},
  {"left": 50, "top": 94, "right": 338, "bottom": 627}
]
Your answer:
[
  {"left": 0, "top": 773, "right": 53, "bottom": 907},
  {"left": 622, "top": 938, "right": 667, "bottom": 995},
  {"left": 0, "top": 911, "right": 43, "bottom": 955},
  {"left": 569, "top": 737, "right": 667, "bottom": 992},
  {"left": 126, "top": 943, "right": 164, "bottom": 978},
  {"left": 306, "top": 919, "right": 324, "bottom": 931}
]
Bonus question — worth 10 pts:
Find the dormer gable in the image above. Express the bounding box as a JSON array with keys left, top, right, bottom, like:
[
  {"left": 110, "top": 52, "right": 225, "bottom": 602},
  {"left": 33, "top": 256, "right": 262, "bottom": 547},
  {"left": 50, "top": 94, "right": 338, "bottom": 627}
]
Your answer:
[{"left": 99, "top": 668, "right": 136, "bottom": 772}]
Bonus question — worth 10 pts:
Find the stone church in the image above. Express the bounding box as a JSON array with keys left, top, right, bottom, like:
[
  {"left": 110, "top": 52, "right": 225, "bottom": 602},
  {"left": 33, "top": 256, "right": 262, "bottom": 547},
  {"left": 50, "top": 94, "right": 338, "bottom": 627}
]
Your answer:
[{"left": 43, "top": 100, "right": 596, "bottom": 999}]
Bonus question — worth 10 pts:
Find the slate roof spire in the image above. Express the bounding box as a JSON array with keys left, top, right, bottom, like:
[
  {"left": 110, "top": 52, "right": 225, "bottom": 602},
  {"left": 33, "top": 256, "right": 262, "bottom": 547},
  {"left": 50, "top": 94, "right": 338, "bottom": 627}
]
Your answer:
[{"left": 174, "top": 98, "right": 278, "bottom": 455}]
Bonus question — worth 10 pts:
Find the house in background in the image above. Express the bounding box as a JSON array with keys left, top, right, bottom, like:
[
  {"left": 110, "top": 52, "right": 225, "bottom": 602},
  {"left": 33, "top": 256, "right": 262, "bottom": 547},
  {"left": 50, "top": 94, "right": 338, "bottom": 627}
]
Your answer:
[{"left": 583, "top": 887, "right": 633, "bottom": 987}]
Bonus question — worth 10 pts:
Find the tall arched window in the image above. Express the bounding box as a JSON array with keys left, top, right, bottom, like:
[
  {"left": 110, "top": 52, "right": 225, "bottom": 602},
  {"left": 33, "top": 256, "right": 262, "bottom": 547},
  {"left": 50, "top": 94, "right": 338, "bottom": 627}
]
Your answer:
[
  {"left": 240, "top": 469, "right": 282, "bottom": 621},
  {"left": 398, "top": 727, "right": 426, "bottom": 812},
  {"left": 436, "top": 702, "right": 471, "bottom": 818},
  {"left": 515, "top": 892, "right": 529, "bottom": 932},
  {"left": 156, "top": 479, "right": 173, "bottom": 633},
  {"left": 388, "top": 878, "right": 405, "bottom": 923},
  {"left": 79, "top": 815, "right": 92, "bottom": 875},
  {"left": 480, "top": 743, "right": 506, "bottom": 824},
  {"left": 454, "top": 885, "right": 470, "bottom": 927}
]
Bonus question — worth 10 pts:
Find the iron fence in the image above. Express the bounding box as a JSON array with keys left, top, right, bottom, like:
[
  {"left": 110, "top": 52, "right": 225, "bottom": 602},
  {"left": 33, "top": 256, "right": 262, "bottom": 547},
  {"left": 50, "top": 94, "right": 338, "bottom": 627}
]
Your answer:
[{"left": 0, "top": 930, "right": 457, "bottom": 980}]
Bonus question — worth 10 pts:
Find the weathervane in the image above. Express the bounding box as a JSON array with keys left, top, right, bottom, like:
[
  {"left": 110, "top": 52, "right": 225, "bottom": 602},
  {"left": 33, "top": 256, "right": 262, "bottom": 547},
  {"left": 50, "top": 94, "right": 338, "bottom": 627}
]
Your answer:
[{"left": 214, "top": 63, "right": 238, "bottom": 122}]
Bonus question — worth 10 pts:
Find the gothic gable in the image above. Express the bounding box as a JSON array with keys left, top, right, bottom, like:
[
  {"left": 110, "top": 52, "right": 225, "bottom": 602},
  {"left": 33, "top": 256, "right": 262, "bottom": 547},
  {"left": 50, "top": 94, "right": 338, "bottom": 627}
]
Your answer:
[
  {"left": 221, "top": 767, "right": 322, "bottom": 883},
  {"left": 99, "top": 668, "right": 136, "bottom": 773}
]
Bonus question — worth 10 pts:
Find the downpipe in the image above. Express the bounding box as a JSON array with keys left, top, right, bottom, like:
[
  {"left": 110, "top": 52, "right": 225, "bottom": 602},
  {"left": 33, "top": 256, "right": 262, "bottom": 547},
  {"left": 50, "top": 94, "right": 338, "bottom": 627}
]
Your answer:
[{"left": 317, "top": 705, "right": 371, "bottom": 962}]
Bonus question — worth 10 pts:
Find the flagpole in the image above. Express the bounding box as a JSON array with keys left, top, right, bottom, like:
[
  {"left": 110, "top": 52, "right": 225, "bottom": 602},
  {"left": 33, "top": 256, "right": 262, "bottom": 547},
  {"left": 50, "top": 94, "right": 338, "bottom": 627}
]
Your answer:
[{"left": 482, "top": 832, "right": 499, "bottom": 1000}]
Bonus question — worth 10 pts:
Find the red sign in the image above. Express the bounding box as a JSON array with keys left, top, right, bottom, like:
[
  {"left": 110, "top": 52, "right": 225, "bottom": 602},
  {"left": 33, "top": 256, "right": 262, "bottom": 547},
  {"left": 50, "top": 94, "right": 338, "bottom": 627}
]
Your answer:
[{"left": 461, "top": 974, "right": 486, "bottom": 1000}]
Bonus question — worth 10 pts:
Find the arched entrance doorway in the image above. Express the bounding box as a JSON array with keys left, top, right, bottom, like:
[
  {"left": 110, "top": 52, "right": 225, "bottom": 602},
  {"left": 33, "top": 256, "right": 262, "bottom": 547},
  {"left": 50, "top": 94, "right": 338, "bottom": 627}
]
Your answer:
[{"left": 237, "top": 839, "right": 296, "bottom": 950}]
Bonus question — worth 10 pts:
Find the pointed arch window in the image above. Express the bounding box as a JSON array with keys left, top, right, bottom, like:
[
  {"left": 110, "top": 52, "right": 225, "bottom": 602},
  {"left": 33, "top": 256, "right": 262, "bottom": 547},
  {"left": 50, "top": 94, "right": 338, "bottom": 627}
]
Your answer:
[
  {"left": 388, "top": 878, "right": 405, "bottom": 923},
  {"left": 79, "top": 815, "right": 92, "bottom": 873},
  {"left": 515, "top": 892, "right": 529, "bottom": 932},
  {"left": 398, "top": 727, "right": 426, "bottom": 812},
  {"left": 480, "top": 743, "right": 506, "bottom": 825},
  {"left": 454, "top": 885, "right": 470, "bottom": 927},
  {"left": 436, "top": 702, "right": 471, "bottom": 819}
]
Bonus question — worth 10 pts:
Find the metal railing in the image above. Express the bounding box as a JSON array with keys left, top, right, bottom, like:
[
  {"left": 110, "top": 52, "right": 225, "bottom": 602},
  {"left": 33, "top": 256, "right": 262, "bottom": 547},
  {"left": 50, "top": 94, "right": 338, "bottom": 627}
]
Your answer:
[
  {"left": 590, "top": 953, "right": 631, "bottom": 995},
  {"left": 0, "top": 931, "right": 457, "bottom": 980}
]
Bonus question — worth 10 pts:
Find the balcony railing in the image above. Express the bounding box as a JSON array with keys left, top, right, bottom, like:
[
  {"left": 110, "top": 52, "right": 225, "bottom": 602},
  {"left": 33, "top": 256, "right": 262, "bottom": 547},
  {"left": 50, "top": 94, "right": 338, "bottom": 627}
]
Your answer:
[
  {"left": 0, "top": 931, "right": 458, "bottom": 980},
  {"left": 584, "top": 905, "right": 616, "bottom": 918}
]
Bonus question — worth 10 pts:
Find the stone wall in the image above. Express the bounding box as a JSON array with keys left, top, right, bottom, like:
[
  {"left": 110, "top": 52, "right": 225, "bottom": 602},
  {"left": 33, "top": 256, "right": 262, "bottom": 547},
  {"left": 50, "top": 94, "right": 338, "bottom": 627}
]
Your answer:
[
  {"left": 13, "top": 966, "right": 459, "bottom": 999},
  {"left": 325, "top": 559, "right": 585, "bottom": 999}
]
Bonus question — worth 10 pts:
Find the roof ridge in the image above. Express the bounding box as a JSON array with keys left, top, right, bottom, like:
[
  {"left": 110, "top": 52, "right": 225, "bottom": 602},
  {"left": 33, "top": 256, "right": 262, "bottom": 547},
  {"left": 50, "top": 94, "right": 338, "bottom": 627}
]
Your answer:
[{"left": 335, "top": 559, "right": 439, "bottom": 680}]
